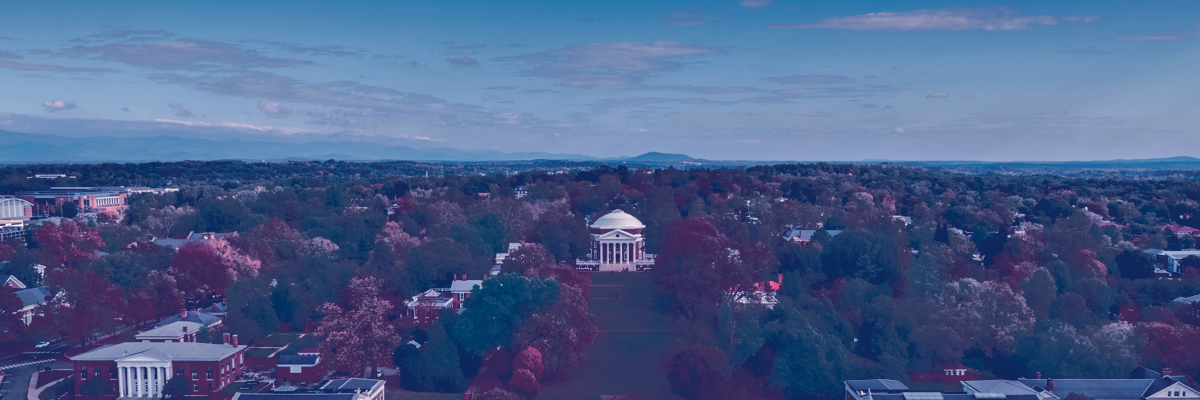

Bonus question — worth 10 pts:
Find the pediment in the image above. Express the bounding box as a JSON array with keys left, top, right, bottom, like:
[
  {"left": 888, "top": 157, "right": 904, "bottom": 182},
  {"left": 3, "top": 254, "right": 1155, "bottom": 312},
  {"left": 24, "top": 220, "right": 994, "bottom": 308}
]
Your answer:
[
  {"left": 1149, "top": 382, "right": 1200, "bottom": 398},
  {"left": 597, "top": 229, "right": 638, "bottom": 240}
]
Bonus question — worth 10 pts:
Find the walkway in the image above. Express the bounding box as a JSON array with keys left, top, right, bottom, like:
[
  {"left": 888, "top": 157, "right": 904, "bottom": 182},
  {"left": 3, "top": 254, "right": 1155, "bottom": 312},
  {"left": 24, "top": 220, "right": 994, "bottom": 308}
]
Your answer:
[{"left": 539, "top": 272, "right": 680, "bottom": 400}]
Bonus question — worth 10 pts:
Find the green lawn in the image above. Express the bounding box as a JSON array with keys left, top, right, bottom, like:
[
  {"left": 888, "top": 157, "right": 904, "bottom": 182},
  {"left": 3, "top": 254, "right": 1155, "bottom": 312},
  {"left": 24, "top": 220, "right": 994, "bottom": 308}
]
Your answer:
[{"left": 245, "top": 348, "right": 281, "bottom": 358}]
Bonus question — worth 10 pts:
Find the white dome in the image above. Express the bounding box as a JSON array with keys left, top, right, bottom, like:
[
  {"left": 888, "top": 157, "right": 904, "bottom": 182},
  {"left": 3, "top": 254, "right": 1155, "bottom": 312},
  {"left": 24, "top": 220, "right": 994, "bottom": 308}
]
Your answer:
[{"left": 590, "top": 209, "right": 645, "bottom": 230}]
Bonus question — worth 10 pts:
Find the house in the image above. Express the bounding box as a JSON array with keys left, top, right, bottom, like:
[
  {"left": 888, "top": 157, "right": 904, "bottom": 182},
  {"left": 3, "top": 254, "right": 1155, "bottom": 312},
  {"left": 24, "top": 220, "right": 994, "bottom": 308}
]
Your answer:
[
  {"left": 729, "top": 274, "right": 782, "bottom": 309},
  {"left": 1142, "top": 249, "right": 1200, "bottom": 274},
  {"left": 153, "top": 232, "right": 236, "bottom": 250},
  {"left": 0, "top": 275, "right": 25, "bottom": 289},
  {"left": 782, "top": 228, "right": 842, "bottom": 247},
  {"left": 403, "top": 276, "right": 482, "bottom": 329},
  {"left": 846, "top": 366, "right": 1195, "bottom": 400},
  {"left": 514, "top": 186, "right": 528, "bottom": 199},
  {"left": 14, "top": 286, "right": 51, "bottom": 326},
  {"left": 155, "top": 309, "right": 224, "bottom": 328},
  {"left": 892, "top": 215, "right": 914, "bottom": 226},
  {"left": 231, "top": 379, "right": 385, "bottom": 400},
  {"left": 276, "top": 353, "right": 323, "bottom": 384},
  {"left": 493, "top": 243, "right": 522, "bottom": 276},
  {"left": 135, "top": 321, "right": 203, "bottom": 342},
  {"left": 1158, "top": 225, "right": 1200, "bottom": 238},
  {"left": 14, "top": 187, "right": 128, "bottom": 217},
  {"left": 68, "top": 335, "right": 248, "bottom": 399}
]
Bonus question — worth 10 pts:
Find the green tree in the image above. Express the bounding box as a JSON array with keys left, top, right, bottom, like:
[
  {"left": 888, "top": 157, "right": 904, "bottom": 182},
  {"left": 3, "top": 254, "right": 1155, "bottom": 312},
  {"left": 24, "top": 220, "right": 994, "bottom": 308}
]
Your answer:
[
  {"left": 62, "top": 201, "right": 78, "bottom": 218},
  {"left": 451, "top": 274, "right": 559, "bottom": 356},
  {"left": 163, "top": 376, "right": 189, "bottom": 399},
  {"left": 81, "top": 378, "right": 109, "bottom": 396},
  {"left": 766, "top": 303, "right": 849, "bottom": 398},
  {"left": 1116, "top": 249, "right": 1157, "bottom": 280},
  {"left": 820, "top": 229, "right": 900, "bottom": 285}
]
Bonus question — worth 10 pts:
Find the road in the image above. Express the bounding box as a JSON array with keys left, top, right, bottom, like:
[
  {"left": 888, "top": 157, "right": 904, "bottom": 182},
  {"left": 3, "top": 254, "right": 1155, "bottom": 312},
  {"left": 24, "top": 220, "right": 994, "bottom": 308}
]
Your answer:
[{"left": 0, "top": 342, "right": 74, "bottom": 400}]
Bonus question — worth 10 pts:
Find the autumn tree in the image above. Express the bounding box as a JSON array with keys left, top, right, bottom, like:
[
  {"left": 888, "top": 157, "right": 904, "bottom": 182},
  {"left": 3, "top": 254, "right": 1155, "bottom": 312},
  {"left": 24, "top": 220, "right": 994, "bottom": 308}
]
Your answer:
[
  {"left": 34, "top": 220, "right": 105, "bottom": 267},
  {"left": 316, "top": 276, "right": 401, "bottom": 378},
  {"left": 507, "top": 369, "right": 540, "bottom": 398},
  {"left": 0, "top": 286, "right": 26, "bottom": 337},
  {"left": 40, "top": 268, "right": 127, "bottom": 346},
  {"left": 667, "top": 344, "right": 732, "bottom": 400}
]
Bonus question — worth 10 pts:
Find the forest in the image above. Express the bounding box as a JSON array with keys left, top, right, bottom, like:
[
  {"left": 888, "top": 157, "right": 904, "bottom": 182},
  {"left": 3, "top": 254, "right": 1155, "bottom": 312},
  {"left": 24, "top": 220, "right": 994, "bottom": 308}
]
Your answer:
[{"left": 4, "top": 161, "right": 1200, "bottom": 399}]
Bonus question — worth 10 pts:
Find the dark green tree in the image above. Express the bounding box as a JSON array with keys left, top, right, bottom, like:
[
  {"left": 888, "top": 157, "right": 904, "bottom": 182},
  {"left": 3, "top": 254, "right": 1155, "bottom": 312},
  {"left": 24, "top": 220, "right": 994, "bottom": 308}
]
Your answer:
[
  {"left": 451, "top": 274, "right": 559, "bottom": 356},
  {"left": 163, "top": 376, "right": 190, "bottom": 398},
  {"left": 81, "top": 378, "right": 109, "bottom": 396}
]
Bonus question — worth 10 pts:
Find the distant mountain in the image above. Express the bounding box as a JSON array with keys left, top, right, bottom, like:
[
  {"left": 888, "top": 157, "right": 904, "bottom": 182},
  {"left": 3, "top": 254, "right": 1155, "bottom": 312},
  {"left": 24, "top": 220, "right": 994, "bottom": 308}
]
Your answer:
[
  {"left": 889, "top": 156, "right": 1200, "bottom": 170},
  {"left": 620, "top": 152, "right": 702, "bottom": 162},
  {"left": 0, "top": 130, "right": 602, "bottom": 163}
]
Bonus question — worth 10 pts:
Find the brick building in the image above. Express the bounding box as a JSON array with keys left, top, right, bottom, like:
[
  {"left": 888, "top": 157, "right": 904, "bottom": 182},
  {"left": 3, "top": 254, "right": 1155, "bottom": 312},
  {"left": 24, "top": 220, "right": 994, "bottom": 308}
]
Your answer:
[
  {"left": 14, "top": 187, "right": 128, "bottom": 217},
  {"left": 68, "top": 334, "right": 247, "bottom": 399}
]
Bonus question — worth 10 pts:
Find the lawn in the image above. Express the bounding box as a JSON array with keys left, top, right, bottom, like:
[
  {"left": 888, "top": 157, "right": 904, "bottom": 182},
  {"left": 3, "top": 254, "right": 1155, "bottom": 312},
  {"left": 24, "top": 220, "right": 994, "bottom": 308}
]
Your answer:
[
  {"left": 262, "top": 333, "right": 307, "bottom": 347},
  {"left": 245, "top": 348, "right": 281, "bottom": 358},
  {"left": 277, "top": 335, "right": 321, "bottom": 355}
]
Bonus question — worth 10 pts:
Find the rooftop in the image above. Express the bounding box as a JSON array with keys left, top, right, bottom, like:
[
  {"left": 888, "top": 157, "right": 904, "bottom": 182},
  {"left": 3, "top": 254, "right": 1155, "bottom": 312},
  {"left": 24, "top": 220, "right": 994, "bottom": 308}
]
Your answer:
[
  {"left": 321, "top": 378, "right": 384, "bottom": 392},
  {"left": 135, "top": 321, "right": 203, "bottom": 339},
  {"left": 278, "top": 354, "right": 320, "bottom": 366},
  {"left": 590, "top": 209, "right": 645, "bottom": 230},
  {"left": 70, "top": 342, "right": 246, "bottom": 362}
]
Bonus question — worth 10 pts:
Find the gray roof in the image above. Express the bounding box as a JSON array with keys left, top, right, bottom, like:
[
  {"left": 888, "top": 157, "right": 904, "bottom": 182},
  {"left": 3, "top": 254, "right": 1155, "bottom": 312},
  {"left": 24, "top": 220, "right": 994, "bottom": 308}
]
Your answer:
[
  {"left": 783, "top": 229, "right": 843, "bottom": 241},
  {"left": 321, "top": 379, "right": 384, "bottom": 392},
  {"left": 136, "top": 321, "right": 202, "bottom": 339},
  {"left": 1016, "top": 378, "right": 1189, "bottom": 400},
  {"left": 1130, "top": 367, "right": 1162, "bottom": 380},
  {"left": 278, "top": 355, "right": 319, "bottom": 366},
  {"left": 846, "top": 379, "right": 910, "bottom": 392},
  {"left": 963, "top": 380, "right": 1040, "bottom": 396},
  {"left": 233, "top": 394, "right": 356, "bottom": 400},
  {"left": 155, "top": 310, "right": 223, "bottom": 327},
  {"left": 70, "top": 342, "right": 245, "bottom": 362},
  {"left": 15, "top": 287, "right": 50, "bottom": 308}
]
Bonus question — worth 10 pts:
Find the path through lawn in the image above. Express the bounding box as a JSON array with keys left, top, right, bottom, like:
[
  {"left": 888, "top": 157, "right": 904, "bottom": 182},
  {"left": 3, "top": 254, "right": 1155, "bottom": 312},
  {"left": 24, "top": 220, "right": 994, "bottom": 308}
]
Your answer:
[{"left": 538, "top": 272, "right": 681, "bottom": 400}]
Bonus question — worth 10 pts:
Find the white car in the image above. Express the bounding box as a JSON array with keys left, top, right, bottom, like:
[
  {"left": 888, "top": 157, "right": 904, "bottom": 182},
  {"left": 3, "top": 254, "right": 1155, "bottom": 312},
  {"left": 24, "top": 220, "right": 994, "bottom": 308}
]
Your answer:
[{"left": 34, "top": 342, "right": 51, "bottom": 349}]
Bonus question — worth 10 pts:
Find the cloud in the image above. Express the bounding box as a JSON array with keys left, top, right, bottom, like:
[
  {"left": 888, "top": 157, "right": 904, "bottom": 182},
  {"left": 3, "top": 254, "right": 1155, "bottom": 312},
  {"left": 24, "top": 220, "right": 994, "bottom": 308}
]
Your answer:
[
  {"left": 82, "top": 29, "right": 176, "bottom": 43},
  {"left": 739, "top": 0, "right": 772, "bottom": 9},
  {"left": 511, "top": 41, "right": 721, "bottom": 90},
  {"left": 926, "top": 91, "right": 949, "bottom": 98},
  {"left": 1114, "top": 32, "right": 1200, "bottom": 41},
  {"left": 120, "top": 107, "right": 130, "bottom": 113},
  {"left": 219, "top": 122, "right": 315, "bottom": 135},
  {"left": 19, "top": 73, "right": 54, "bottom": 79},
  {"left": 893, "top": 127, "right": 905, "bottom": 133},
  {"left": 258, "top": 101, "right": 296, "bottom": 118},
  {"left": 67, "top": 40, "right": 312, "bottom": 71},
  {"left": 769, "top": 7, "right": 1097, "bottom": 31},
  {"left": 42, "top": 100, "right": 77, "bottom": 112},
  {"left": 446, "top": 57, "right": 480, "bottom": 65},
  {"left": 1057, "top": 47, "right": 1108, "bottom": 54},
  {"left": 249, "top": 41, "right": 367, "bottom": 57},
  {"left": 168, "top": 102, "right": 195, "bottom": 117},
  {"left": 793, "top": 109, "right": 832, "bottom": 117},
  {"left": 0, "top": 59, "right": 121, "bottom": 73},
  {"left": 768, "top": 75, "right": 851, "bottom": 85},
  {"left": 154, "top": 119, "right": 210, "bottom": 126},
  {"left": 0, "top": 50, "right": 20, "bottom": 59},
  {"left": 660, "top": 6, "right": 710, "bottom": 26},
  {"left": 664, "top": 85, "right": 761, "bottom": 94}
]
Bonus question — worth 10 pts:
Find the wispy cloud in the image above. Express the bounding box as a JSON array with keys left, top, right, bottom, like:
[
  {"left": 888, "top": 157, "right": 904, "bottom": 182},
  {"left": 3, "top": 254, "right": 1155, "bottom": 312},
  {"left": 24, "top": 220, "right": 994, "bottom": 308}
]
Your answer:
[
  {"left": 248, "top": 40, "right": 367, "bottom": 57},
  {"left": 1057, "top": 47, "right": 1108, "bottom": 54},
  {"left": 511, "top": 41, "right": 721, "bottom": 90},
  {"left": 738, "top": 0, "right": 772, "bottom": 9},
  {"left": 1114, "top": 32, "right": 1200, "bottom": 41},
  {"left": 0, "top": 59, "right": 121, "bottom": 73},
  {"left": 258, "top": 101, "right": 296, "bottom": 118},
  {"left": 660, "top": 6, "right": 710, "bottom": 26},
  {"left": 768, "top": 75, "right": 851, "bottom": 85},
  {"left": 769, "top": 7, "right": 1098, "bottom": 31},
  {"left": 926, "top": 91, "right": 949, "bottom": 98},
  {"left": 446, "top": 57, "right": 480, "bottom": 65},
  {"left": 67, "top": 40, "right": 312, "bottom": 71},
  {"left": 42, "top": 100, "right": 77, "bottom": 112},
  {"left": 168, "top": 102, "right": 195, "bottom": 117},
  {"left": 794, "top": 109, "right": 832, "bottom": 117}
]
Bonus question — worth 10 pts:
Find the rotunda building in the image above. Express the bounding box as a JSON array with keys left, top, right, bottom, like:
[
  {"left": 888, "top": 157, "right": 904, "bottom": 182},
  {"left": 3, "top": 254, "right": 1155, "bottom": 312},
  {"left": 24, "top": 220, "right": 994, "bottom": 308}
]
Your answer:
[{"left": 578, "top": 209, "right": 655, "bottom": 271}]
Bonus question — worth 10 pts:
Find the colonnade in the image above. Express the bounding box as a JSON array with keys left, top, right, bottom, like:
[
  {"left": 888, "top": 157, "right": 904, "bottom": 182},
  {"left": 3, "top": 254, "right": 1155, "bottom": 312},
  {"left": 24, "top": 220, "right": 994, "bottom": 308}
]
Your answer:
[
  {"left": 598, "top": 241, "right": 642, "bottom": 264},
  {"left": 118, "top": 364, "right": 169, "bottom": 397}
]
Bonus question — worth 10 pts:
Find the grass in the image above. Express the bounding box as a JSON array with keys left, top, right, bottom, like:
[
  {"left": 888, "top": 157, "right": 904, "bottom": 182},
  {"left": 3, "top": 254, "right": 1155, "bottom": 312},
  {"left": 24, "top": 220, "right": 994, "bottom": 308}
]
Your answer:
[{"left": 277, "top": 335, "right": 321, "bottom": 355}]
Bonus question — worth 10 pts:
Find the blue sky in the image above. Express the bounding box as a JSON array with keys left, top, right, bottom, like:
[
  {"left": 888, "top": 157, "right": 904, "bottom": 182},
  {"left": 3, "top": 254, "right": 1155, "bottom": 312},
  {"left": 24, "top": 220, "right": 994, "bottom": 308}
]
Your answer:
[{"left": 1, "top": 0, "right": 1198, "bottom": 161}]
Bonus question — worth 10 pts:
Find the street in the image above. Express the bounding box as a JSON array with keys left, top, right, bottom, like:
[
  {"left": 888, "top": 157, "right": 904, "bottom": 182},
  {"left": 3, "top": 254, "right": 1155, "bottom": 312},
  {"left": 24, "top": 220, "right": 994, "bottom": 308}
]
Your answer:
[{"left": 0, "top": 342, "right": 73, "bottom": 400}]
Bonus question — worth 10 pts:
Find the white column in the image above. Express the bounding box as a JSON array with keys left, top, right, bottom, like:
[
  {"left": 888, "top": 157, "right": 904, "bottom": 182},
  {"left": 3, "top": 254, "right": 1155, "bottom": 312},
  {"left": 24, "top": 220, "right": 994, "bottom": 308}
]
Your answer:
[
  {"left": 134, "top": 367, "right": 141, "bottom": 397},
  {"left": 601, "top": 242, "right": 607, "bottom": 264},
  {"left": 118, "top": 367, "right": 126, "bottom": 397}
]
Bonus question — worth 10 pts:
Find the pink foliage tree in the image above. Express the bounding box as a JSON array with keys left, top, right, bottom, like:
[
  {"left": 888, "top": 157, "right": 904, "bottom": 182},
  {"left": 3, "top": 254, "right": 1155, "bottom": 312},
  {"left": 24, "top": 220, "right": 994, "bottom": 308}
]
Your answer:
[
  {"left": 507, "top": 369, "right": 540, "bottom": 398},
  {"left": 513, "top": 346, "right": 545, "bottom": 381},
  {"left": 315, "top": 276, "right": 401, "bottom": 378},
  {"left": 34, "top": 220, "right": 105, "bottom": 267}
]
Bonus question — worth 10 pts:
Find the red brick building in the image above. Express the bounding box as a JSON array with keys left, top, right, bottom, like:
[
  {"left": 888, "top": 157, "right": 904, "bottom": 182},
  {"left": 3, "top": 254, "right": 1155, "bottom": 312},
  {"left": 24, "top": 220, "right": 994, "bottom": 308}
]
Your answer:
[
  {"left": 14, "top": 187, "right": 128, "bottom": 217},
  {"left": 68, "top": 335, "right": 247, "bottom": 399},
  {"left": 276, "top": 350, "right": 323, "bottom": 384}
]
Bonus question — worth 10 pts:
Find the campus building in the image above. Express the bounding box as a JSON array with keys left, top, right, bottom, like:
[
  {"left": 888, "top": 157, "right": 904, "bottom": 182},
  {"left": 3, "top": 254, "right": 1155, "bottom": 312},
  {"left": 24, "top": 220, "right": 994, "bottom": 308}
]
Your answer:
[
  {"left": 14, "top": 187, "right": 128, "bottom": 217},
  {"left": 0, "top": 196, "right": 33, "bottom": 242},
  {"left": 846, "top": 366, "right": 1196, "bottom": 400},
  {"left": 68, "top": 335, "right": 247, "bottom": 399},
  {"left": 576, "top": 209, "right": 656, "bottom": 271}
]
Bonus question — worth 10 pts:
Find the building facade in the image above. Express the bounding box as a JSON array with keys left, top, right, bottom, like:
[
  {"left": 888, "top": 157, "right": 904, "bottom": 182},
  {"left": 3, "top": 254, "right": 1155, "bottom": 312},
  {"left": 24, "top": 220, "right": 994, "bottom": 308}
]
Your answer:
[
  {"left": 135, "top": 321, "right": 202, "bottom": 342},
  {"left": 576, "top": 209, "right": 656, "bottom": 272},
  {"left": 14, "top": 187, "right": 128, "bottom": 217},
  {"left": 403, "top": 277, "right": 482, "bottom": 328},
  {"left": 0, "top": 196, "right": 33, "bottom": 242},
  {"left": 69, "top": 337, "right": 247, "bottom": 399}
]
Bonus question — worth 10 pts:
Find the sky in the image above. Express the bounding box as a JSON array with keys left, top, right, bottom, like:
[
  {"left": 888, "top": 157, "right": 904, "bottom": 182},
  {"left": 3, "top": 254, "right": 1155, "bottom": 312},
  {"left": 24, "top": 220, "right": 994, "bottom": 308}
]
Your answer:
[{"left": 1, "top": 0, "right": 1198, "bottom": 161}]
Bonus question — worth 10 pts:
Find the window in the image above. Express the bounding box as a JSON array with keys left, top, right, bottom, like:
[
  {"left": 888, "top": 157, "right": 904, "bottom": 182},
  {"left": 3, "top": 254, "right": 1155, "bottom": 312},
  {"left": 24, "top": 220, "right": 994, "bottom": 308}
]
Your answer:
[
  {"left": 95, "top": 367, "right": 101, "bottom": 378},
  {"left": 176, "top": 366, "right": 183, "bottom": 377},
  {"left": 193, "top": 384, "right": 198, "bottom": 393},
  {"left": 192, "top": 365, "right": 198, "bottom": 380},
  {"left": 110, "top": 368, "right": 117, "bottom": 379},
  {"left": 206, "top": 365, "right": 213, "bottom": 379},
  {"left": 81, "top": 366, "right": 87, "bottom": 380}
]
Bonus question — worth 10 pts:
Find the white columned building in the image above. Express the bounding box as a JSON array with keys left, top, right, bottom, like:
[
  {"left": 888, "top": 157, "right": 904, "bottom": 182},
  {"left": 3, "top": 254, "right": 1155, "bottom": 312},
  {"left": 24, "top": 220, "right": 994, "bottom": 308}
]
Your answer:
[
  {"left": 577, "top": 209, "right": 656, "bottom": 272},
  {"left": 117, "top": 356, "right": 171, "bottom": 397}
]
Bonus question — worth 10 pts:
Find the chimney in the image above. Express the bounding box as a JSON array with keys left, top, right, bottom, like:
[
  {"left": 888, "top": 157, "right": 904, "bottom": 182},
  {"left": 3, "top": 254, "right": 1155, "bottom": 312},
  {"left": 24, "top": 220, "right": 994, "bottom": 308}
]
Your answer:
[
  {"left": 181, "top": 309, "right": 188, "bottom": 319},
  {"left": 223, "top": 333, "right": 230, "bottom": 345},
  {"left": 1139, "top": 357, "right": 1144, "bottom": 367},
  {"left": 1036, "top": 372, "right": 1041, "bottom": 379},
  {"left": 232, "top": 334, "right": 239, "bottom": 347},
  {"left": 183, "top": 326, "right": 188, "bottom": 333},
  {"left": 1047, "top": 378, "right": 1054, "bottom": 392},
  {"left": 778, "top": 274, "right": 784, "bottom": 284},
  {"left": 1164, "top": 367, "right": 1173, "bottom": 377}
]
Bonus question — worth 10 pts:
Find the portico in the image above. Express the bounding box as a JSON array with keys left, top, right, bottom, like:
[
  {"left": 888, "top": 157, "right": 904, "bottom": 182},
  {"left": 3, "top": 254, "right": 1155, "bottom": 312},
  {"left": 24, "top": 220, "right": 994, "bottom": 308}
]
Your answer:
[
  {"left": 116, "top": 355, "right": 170, "bottom": 397},
  {"left": 578, "top": 209, "right": 656, "bottom": 271}
]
